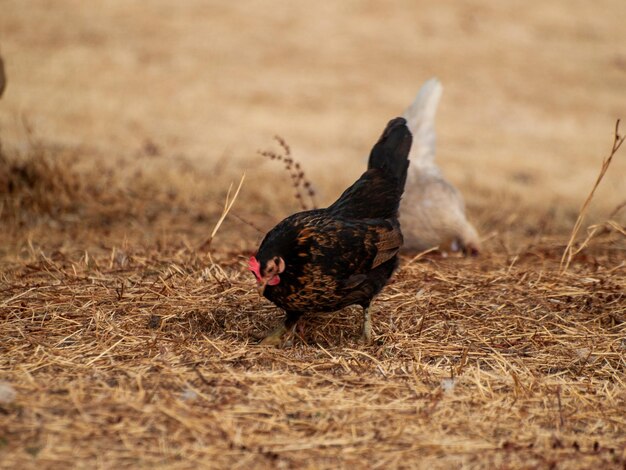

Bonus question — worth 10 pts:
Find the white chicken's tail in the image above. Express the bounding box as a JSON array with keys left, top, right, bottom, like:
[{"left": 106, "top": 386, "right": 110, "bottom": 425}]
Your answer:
[{"left": 402, "top": 78, "right": 442, "bottom": 168}]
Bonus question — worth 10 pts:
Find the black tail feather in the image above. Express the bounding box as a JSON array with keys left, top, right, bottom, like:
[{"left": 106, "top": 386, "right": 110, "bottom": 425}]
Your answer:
[
  {"left": 367, "top": 117, "right": 412, "bottom": 193},
  {"left": 328, "top": 117, "right": 412, "bottom": 220}
]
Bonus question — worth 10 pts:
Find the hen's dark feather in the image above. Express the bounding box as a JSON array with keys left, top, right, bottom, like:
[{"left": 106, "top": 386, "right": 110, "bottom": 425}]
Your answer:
[
  {"left": 253, "top": 117, "right": 412, "bottom": 335},
  {"left": 328, "top": 117, "right": 411, "bottom": 220}
]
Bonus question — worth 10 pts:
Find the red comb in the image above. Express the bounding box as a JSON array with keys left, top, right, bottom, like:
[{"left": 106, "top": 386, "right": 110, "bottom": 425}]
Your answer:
[{"left": 248, "top": 256, "right": 261, "bottom": 281}]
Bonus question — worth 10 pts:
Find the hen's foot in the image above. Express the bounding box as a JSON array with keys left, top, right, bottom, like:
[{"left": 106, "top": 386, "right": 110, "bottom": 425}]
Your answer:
[{"left": 260, "top": 324, "right": 287, "bottom": 347}]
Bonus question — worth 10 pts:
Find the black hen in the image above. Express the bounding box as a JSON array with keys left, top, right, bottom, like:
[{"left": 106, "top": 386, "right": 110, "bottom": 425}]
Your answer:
[{"left": 249, "top": 117, "right": 412, "bottom": 345}]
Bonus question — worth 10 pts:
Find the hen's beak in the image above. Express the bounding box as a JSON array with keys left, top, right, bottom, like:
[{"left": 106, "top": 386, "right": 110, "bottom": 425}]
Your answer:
[{"left": 256, "top": 280, "right": 267, "bottom": 296}]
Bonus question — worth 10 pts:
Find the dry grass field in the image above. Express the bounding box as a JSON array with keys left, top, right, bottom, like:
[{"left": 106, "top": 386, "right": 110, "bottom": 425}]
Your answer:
[{"left": 1, "top": 1, "right": 625, "bottom": 469}]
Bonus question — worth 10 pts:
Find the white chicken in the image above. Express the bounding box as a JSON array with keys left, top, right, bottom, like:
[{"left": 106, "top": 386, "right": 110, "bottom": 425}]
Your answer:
[{"left": 400, "top": 78, "right": 480, "bottom": 255}]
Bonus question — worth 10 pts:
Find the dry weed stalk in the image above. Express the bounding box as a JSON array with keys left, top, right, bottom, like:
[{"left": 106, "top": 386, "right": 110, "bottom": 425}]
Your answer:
[
  {"left": 570, "top": 203, "right": 626, "bottom": 258},
  {"left": 259, "top": 136, "right": 317, "bottom": 210},
  {"left": 560, "top": 119, "right": 625, "bottom": 273},
  {"left": 199, "top": 173, "right": 246, "bottom": 252}
]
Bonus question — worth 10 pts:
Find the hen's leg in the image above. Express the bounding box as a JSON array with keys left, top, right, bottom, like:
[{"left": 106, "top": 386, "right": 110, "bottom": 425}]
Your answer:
[
  {"left": 260, "top": 311, "right": 301, "bottom": 346},
  {"left": 260, "top": 324, "right": 287, "bottom": 346},
  {"left": 361, "top": 306, "right": 372, "bottom": 343}
]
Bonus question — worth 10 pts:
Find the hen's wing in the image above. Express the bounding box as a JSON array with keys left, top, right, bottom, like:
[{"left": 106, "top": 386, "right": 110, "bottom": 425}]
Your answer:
[
  {"left": 319, "top": 218, "right": 402, "bottom": 304},
  {"left": 295, "top": 214, "right": 403, "bottom": 278}
]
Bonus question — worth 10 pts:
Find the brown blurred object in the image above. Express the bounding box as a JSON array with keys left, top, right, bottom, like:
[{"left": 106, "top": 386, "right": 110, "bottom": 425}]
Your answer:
[{"left": 0, "top": 55, "right": 5, "bottom": 98}]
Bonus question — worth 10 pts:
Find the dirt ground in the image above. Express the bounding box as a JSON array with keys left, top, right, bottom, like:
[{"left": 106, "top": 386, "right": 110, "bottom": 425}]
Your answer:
[{"left": 1, "top": 1, "right": 625, "bottom": 469}]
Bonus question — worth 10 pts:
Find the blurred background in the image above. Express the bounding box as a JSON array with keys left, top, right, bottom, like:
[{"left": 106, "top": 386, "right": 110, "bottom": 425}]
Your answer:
[{"left": 1, "top": 0, "right": 625, "bottom": 239}]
